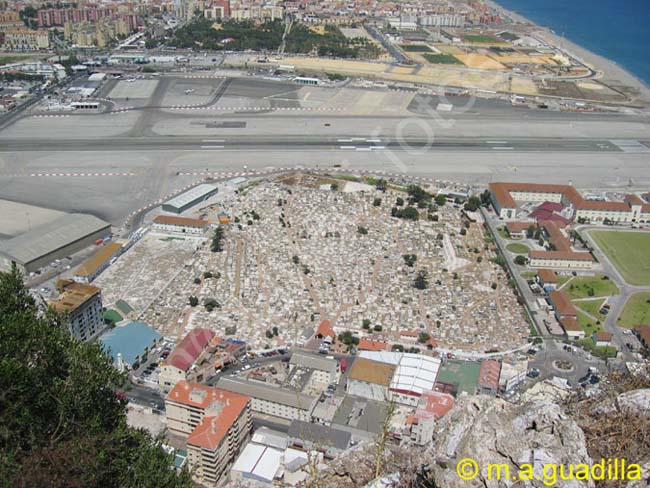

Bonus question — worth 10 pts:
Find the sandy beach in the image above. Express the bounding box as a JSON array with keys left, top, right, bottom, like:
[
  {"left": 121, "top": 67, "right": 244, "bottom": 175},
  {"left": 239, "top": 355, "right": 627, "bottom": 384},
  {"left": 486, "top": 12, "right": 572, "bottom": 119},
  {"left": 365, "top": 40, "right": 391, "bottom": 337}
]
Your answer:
[{"left": 485, "top": 0, "right": 650, "bottom": 105}]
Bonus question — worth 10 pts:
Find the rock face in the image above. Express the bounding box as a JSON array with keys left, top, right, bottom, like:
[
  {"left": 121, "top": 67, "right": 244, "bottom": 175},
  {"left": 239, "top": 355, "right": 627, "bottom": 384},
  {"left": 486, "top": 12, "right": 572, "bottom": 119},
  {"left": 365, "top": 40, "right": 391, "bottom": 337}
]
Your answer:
[
  {"left": 429, "top": 395, "right": 593, "bottom": 487},
  {"left": 615, "top": 389, "right": 650, "bottom": 414}
]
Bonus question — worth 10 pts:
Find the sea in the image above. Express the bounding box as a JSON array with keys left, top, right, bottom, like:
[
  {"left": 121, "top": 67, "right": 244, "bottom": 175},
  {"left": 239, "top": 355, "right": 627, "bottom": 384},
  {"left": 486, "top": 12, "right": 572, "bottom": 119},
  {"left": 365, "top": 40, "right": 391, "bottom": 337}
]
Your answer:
[{"left": 494, "top": 0, "right": 650, "bottom": 86}]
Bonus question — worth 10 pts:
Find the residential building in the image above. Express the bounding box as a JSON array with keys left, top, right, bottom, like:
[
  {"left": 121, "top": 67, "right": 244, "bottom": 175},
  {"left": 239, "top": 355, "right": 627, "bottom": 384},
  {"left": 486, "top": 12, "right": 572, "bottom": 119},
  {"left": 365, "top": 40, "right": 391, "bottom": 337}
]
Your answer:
[
  {"left": 152, "top": 215, "right": 210, "bottom": 235},
  {"left": 408, "top": 390, "right": 455, "bottom": 445},
  {"left": 165, "top": 381, "right": 252, "bottom": 487},
  {"left": 499, "top": 358, "right": 528, "bottom": 394},
  {"left": 1, "top": 27, "right": 50, "bottom": 50},
  {"left": 49, "top": 279, "right": 105, "bottom": 341},
  {"left": 217, "top": 377, "right": 317, "bottom": 421},
  {"left": 559, "top": 317, "right": 585, "bottom": 340}
]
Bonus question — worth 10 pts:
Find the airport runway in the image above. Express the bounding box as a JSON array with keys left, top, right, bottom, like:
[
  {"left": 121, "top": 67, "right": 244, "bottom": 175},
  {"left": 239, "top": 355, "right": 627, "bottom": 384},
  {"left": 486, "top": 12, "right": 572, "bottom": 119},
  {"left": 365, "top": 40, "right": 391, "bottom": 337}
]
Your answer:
[{"left": 0, "top": 136, "right": 643, "bottom": 153}]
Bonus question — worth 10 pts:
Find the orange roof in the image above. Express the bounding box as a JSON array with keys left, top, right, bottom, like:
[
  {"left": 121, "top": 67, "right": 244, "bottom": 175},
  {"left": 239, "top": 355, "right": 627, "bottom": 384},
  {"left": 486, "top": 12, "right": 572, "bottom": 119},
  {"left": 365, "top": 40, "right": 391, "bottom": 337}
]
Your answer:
[
  {"left": 411, "top": 390, "right": 455, "bottom": 422},
  {"left": 539, "top": 220, "right": 570, "bottom": 252},
  {"left": 358, "top": 338, "right": 390, "bottom": 351},
  {"left": 75, "top": 242, "right": 122, "bottom": 277},
  {"left": 49, "top": 279, "right": 101, "bottom": 313},
  {"left": 316, "top": 319, "right": 335, "bottom": 338},
  {"left": 167, "top": 381, "right": 250, "bottom": 450},
  {"left": 348, "top": 358, "right": 395, "bottom": 386},
  {"left": 560, "top": 316, "right": 582, "bottom": 333},
  {"left": 153, "top": 215, "right": 208, "bottom": 228},
  {"left": 529, "top": 250, "right": 593, "bottom": 261},
  {"left": 537, "top": 269, "right": 557, "bottom": 283},
  {"left": 594, "top": 331, "right": 612, "bottom": 342},
  {"left": 550, "top": 291, "right": 577, "bottom": 317},
  {"left": 400, "top": 330, "right": 419, "bottom": 337},
  {"left": 490, "top": 182, "right": 638, "bottom": 213},
  {"left": 624, "top": 194, "right": 644, "bottom": 206}
]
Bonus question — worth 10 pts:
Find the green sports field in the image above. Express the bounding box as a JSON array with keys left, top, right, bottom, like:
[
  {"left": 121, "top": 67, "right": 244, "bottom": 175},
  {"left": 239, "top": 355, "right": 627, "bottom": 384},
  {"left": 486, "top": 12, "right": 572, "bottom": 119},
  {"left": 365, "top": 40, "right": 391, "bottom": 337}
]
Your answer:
[
  {"left": 400, "top": 44, "right": 433, "bottom": 52},
  {"left": 617, "top": 292, "right": 650, "bottom": 328},
  {"left": 422, "top": 54, "right": 462, "bottom": 65},
  {"left": 590, "top": 231, "right": 650, "bottom": 285}
]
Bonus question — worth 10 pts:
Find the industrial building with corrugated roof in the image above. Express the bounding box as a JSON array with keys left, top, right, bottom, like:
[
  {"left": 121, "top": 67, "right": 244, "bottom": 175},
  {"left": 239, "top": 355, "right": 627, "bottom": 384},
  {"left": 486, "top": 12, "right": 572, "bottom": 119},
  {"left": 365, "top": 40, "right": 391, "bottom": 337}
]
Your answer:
[
  {"left": 0, "top": 213, "right": 110, "bottom": 273},
  {"left": 161, "top": 184, "right": 218, "bottom": 214}
]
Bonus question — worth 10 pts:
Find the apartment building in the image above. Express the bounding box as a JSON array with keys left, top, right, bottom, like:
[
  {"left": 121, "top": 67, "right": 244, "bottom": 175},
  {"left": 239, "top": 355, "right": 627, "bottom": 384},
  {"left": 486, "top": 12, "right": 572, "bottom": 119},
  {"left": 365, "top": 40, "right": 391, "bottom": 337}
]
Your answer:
[
  {"left": 49, "top": 279, "right": 105, "bottom": 341},
  {"left": 166, "top": 381, "right": 252, "bottom": 487},
  {"left": 217, "top": 377, "right": 317, "bottom": 421},
  {"left": 2, "top": 27, "right": 50, "bottom": 50}
]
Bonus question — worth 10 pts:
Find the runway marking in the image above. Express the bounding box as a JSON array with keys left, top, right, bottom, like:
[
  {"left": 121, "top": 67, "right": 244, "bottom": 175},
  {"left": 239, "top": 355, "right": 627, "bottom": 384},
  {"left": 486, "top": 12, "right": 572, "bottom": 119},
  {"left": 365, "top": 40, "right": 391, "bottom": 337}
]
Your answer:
[
  {"left": 202, "top": 139, "right": 225, "bottom": 143},
  {"left": 339, "top": 146, "right": 356, "bottom": 149},
  {"left": 486, "top": 141, "right": 507, "bottom": 144},
  {"left": 200, "top": 145, "right": 224, "bottom": 149},
  {"left": 18, "top": 172, "right": 136, "bottom": 178},
  {"left": 492, "top": 147, "right": 514, "bottom": 150}
]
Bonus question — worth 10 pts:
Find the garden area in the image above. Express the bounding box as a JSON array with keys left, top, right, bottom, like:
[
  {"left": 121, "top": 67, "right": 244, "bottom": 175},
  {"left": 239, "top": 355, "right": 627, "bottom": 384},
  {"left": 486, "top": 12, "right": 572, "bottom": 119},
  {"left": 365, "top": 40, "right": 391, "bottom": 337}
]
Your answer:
[
  {"left": 400, "top": 44, "right": 433, "bottom": 52},
  {"left": 564, "top": 274, "right": 619, "bottom": 299},
  {"left": 506, "top": 242, "right": 529, "bottom": 254},
  {"left": 617, "top": 292, "right": 650, "bottom": 328}
]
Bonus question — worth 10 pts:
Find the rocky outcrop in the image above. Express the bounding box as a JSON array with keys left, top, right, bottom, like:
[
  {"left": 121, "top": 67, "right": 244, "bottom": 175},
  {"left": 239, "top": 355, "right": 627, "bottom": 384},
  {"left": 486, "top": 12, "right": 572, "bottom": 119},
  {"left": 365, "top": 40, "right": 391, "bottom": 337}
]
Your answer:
[
  {"left": 615, "top": 389, "right": 650, "bottom": 414},
  {"left": 429, "top": 395, "right": 593, "bottom": 487}
]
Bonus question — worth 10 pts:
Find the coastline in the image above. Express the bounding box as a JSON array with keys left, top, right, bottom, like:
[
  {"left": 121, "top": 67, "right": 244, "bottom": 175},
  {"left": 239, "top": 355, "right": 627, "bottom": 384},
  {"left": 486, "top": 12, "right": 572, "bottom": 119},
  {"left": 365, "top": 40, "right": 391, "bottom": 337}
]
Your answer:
[{"left": 484, "top": 0, "right": 650, "bottom": 104}]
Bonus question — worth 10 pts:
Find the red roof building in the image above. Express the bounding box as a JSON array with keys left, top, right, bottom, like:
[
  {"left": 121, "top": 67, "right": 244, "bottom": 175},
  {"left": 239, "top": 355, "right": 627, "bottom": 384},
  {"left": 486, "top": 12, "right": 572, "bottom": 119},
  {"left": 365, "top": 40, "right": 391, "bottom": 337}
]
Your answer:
[
  {"left": 166, "top": 328, "right": 216, "bottom": 372},
  {"left": 477, "top": 359, "right": 501, "bottom": 394},
  {"left": 316, "top": 319, "right": 335, "bottom": 339},
  {"left": 358, "top": 338, "right": 390, "bottom": 351}
]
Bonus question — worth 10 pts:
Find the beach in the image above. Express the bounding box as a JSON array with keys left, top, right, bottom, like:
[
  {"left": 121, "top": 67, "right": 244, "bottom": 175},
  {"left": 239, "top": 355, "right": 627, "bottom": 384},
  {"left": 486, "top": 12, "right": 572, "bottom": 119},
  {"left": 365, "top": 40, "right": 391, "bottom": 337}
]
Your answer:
[{"left": 484, "top": 0, "right": 650, "bottom": 106}]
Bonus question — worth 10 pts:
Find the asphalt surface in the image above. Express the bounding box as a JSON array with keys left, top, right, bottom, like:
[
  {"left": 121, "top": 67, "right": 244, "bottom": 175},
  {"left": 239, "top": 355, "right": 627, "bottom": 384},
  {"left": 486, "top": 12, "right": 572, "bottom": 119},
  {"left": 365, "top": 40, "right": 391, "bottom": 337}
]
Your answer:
[{"left": 0, "top": 136, "right": 634, "bottom": 153}]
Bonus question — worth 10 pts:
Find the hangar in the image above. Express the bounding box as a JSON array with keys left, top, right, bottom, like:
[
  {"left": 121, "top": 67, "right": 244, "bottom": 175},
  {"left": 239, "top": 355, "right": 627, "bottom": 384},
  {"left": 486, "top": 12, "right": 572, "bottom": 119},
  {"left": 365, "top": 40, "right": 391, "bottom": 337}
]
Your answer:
[
  {"left": 162, "top": 184, "right": 218, "bottom": 214},
  {"left": 0, "top": 213, "right": 111, "bottom": 273}
]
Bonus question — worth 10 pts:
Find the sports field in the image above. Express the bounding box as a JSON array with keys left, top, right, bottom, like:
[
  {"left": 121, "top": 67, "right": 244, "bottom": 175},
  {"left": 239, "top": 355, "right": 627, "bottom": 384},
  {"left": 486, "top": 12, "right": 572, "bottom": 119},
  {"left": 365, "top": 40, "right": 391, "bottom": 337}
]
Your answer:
[
  {"left": 422, "top": 54, "right": 462, "bottom": 65},
  {"left": 590, "top": 231, "right": 650, "bottom": 285},
  {"left": 400, "top": 44, "right": 432, "bottom": 52}
]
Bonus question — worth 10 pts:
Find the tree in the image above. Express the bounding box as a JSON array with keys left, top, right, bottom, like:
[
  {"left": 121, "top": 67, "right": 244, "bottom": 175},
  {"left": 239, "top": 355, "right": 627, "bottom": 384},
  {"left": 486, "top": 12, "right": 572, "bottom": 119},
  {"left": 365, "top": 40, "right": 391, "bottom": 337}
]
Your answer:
[
  {"left": 188, "top": 295, "right": 199, "bottom": 307},
  {"left": 373, "top": 197, "right": 382, "bottom": 207},
  {"left": 375, "top": 179, "right": 387, "bottom": 191},
  {"left": 526, "top": 225, "right": 536, "bottom": 239},
  {"left": 418, "top": 332, "right": 430, "bottom": 343},
  {"left": 203, "top": 271, "right": 213, "bottom": 279},
  {"left": 396, "top": 197, "right": 405, "bottom": 207},
  {"left": 414, "top": 270, "right": 428, "bottom": 290},
  {"left": 204, "top": 298, "right": 219, "bottom": 312},
  {"left": 464, "top": 196, "right": 481, "bottom": 212},
  {"left": 373, "top": 325, "right": 383, "bottom": 332},
  {"left": 357, "top": 226, "right": 368, "bottom": 235},
  {"left": 434, "top": 194, "right": 447, "bottom": 206},
  {"left": 403, "top": 254, "right": 417, "bottom": 267},
  {"left": 211, "top": 227, "right": 225, "bottom": 252},
  {"left": 0, "top": 265, "right": 193, "bottom": 487},
  {"left": 193, "top": 277, "right": 201, "bottom": 285},
  {"left": 514, "top": 255, "right": 527, "bottom": 265},
  {"left": 362, "top": 319, "right": 371, "bottom": 329},
  {"left": 460, "top": 228, "right": 467, "bottom": 236},
  {"left": 292, "top": 255, "right": 300, "bottom": 265},
  {"left": 272, "top": 326, "right": 279, "bottom": 336}
]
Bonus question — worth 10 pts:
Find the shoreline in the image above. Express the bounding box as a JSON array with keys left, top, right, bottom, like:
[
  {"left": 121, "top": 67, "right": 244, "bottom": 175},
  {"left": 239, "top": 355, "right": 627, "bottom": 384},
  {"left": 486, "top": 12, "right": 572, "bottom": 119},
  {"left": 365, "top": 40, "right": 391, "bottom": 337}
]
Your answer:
[{"left": 484, "top": 0, "right": 650, "bottom": 104}]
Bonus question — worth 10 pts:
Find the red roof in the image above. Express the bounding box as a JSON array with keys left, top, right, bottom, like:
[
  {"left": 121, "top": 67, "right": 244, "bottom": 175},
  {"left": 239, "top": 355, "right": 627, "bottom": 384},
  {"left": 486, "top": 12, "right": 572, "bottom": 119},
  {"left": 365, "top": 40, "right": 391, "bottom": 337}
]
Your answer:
[
  {"left": 167, "top": 328, "right": 216, "bottom": 372},
  {"left": 536, "top": 201, "right": 564, "bottom": 212},
  {"left": 530, "top": 250, "right": 593, "bottom": 261},
  {"left": 478, "top": 359, "right": 501, "bottom": 390},
  {"left": 411, "top": 390, "right": 455, "bottom": 423},
  {"left": 633, "top": 325, "right": 650, "bottom": 345},
  {"left": 316, "top": 319, "right": 335, "bottom": 338},
  {"left": 537, "top": 269, "right": 557, "bottom": 283},
  {"left": 506, "top": 221, "right": 536, "bottom": 233},
  {"left": 560, "top": 316, "right": 582, "bottom": 333},
  {"left": 594, "top": 331, "right": 612, "bottom": 342},
  {"left": 153, "top": 215, "right": 208, "bottom": 228},
  {"left": 549, "top": 291, "right": 577, "bottom": 317}
]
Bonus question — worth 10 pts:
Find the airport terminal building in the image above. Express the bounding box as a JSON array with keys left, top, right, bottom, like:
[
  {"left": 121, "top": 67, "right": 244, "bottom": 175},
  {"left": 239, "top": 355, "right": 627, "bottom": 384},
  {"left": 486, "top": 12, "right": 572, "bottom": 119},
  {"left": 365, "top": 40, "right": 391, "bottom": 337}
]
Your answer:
[{"left": 0, "top": 213, "right": 111, "bottom": 273}]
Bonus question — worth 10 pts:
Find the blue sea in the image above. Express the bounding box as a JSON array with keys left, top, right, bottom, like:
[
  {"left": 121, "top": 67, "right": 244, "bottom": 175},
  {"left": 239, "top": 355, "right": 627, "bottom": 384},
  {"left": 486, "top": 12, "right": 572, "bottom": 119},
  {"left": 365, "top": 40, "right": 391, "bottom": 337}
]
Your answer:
[{"left": 494, "top": 0, "right": 650, "bottom": 85}]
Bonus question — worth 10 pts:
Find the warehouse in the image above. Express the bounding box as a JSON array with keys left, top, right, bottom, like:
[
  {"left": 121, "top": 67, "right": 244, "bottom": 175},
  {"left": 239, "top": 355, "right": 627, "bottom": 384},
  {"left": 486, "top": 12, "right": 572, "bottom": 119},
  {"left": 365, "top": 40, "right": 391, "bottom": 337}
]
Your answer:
[
  {"left": 161, "top": 184, "right": 218, "bottom": 214},
  {"left": 0, "top": 213, "right": 111, "bottom": 273}
]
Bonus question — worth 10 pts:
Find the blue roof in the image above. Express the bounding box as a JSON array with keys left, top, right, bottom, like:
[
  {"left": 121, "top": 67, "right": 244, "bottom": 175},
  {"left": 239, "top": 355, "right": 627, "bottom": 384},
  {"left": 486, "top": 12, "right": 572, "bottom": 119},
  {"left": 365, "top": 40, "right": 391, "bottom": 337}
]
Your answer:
[{"left": 99, "top": 321, "right": 162, "bottom": 365}]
